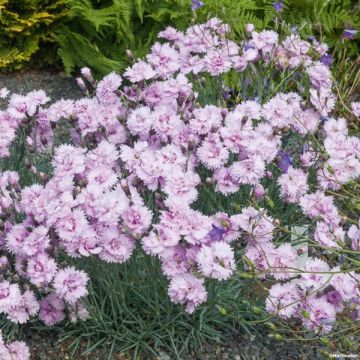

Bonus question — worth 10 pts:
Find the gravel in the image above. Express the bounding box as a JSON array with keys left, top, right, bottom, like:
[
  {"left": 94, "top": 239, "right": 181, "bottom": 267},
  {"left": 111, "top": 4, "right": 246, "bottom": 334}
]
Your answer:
[{"left": 0, "top": 68, "right": 82, "bottom": 109}]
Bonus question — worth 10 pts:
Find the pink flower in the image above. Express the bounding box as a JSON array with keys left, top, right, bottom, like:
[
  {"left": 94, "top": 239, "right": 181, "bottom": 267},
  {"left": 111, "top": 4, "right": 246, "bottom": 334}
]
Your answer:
[
  {"left": 0, "top": 281, "right": 21, "bottom": 312},
  {"left": 348, "top": 221, "right": 360, "bottom": 251},
  {"left": 146, "top": 42, "right": 180, "bottom": 78},
  {"left": 160, "top": 245, "right": 189, "bottom": 278},
  {"left": 189, "top": 105, "right": 223, "bottom": 135},
  {"left": 53, "top": 144, "right": 86, "bottom": 177},
  {"left": 99, "top": 227, "right": 135, "bottom": 263},
  {"left": 300, "top": 191, "right": 340, "bottom": 225},
  {"left": 124, "top": 60, "right": 156, "bottom": 82},
  {"left": 197, "top": 242, "right": 235, "bottom": 280},
  {"left": 121, "top": 205, "right": 152, "bottom": 235},
  {"left": 277, "top": 167, "right": 309, "bottom": 203},
  {"left": 213, "top": 167, "right": 240, "bottom": 195},
  {"left": 299, "top": 257, "right": 330, "bottom": 289},
  {"left": 164, "top": 170, "right": 200, "bottom": 205},
  {"left": 6, "top": 224, "right": 29, "bottom": 257},
  {"left": 306, "top": 62, "right": 332, "bottom": 90},
  {"left": 55, "top": 209, "right": 89, "bottom": 241},
  {"left": 266, "top": 283, "right": 301, "bottom": 318},
  {"left": 351, "top": 101, "right": 360, "bottom": 117},
  {"left": 330, "top": 270, "right": 359, "bottom": 302},
  {"left": 262, "top": 93, "right": 299, "bottom": 128},
  {"left": 197, "top": 133, "right": 229, "bottom": 170},
  {"left": 230, "top": 157, "right": 265, "bottom": 185},
  {"left": 96, "top": 72, "right": 122, "bottom": 105},
  {"left": 142, "top": 224, "right": 180, "bottom": 255},
  {"left": 22, "top": 226, "right": 50, "bottom": 257},
  {"left": 127, "top": 106, "right": 153, "bottom": 137},
  {"left": 232, "top": 207, "right": 274, "bottom": 244},
  {"left": 292, "top": 108, "right": 320, "bottom": 134},
  {"left": 168, "top": 274, "right": 207, "bottom": 313},
  {"left": 309, "top": 88, "right": 336, "bottom": 116},
  {"left": 39, "top": 293, "right": 65, "bottom": 326},
  {"left": 314, "top": 222, "right": 343, "bottom": 248},
  {"left": 47, "top": 99, "right": 74, "bottom": 123},
  {"left": 27, "top": 254, "right": 57, "bottom": 286},
  {"left": 203, "top": 50, "right": 232, "bottom": 75},
  {"left": 267, "top": 243, "right": 297, "bottom": 280},
  {"left": 3, "top": 338, "right": 30, "bottom": 360},
  {"left": 251, "top": 30, "right": 278, "bottom": 52},
  {"left": 53, "top": 267, "right": 88, "bottom": 304},
  {"left": 301, "top": 296, "right": 336, "bottom": 334},
  {"left": 6, "top": 290, "right": 39, "bottom": 324}
]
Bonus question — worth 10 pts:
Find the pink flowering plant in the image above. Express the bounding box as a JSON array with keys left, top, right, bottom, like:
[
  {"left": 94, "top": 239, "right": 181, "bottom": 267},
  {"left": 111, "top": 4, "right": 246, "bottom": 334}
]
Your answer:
[{"left": 0, "top": 17, "right": 360, "bottom": 357}]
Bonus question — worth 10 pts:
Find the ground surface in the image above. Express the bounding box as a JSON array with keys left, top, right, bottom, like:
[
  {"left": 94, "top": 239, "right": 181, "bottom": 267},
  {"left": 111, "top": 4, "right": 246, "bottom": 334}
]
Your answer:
[{"left": 0, "top": 69, "right": 356, "bottom": 360}]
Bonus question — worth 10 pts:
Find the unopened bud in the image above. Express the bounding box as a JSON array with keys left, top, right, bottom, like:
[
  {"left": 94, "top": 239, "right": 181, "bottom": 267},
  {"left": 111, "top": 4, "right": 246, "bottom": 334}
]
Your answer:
[
  {"left": 245, "top": 23, "right": 255, "bottom": 33},
  {"left": 75, "top": 77, "right": 88, "bottom": 94},
  {"left": 126, "top": 50, "right": 134, "bottom": 61},
  {"left": 254, "top": 184, "right": 265, "bottom": 200},
  {"left": 24, "top": 159, "right": 31, "bottom": 169},
  {"left": 216, "top": 306, "right": 228, "bottom": 316},
  {"left": 80, "top": 67, "right": 95, "bottom": 85},
  {"left": 0, "top": 256, "right": 9, "bottom": 272}
]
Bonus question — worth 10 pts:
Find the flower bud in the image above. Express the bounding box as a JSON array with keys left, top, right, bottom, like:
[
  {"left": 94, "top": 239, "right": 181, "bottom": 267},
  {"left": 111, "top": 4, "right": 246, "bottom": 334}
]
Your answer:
[
  {"left": 245, "top": 23, "right": 255, "bottom": 33},
  {"left": 80, "top": 67, "right": 95, "bottom": 85},
  {"left": 0, "top": 256, "right": 9, "bottom": 272},
  {"left": 254, "top": 184, "right": 265, "bottom": 200},
  {"left": 125, "top": 49, "right": 134, "bottom": 61},
  {"left": 76, "top": 77, "right": 88, "bottom": 94}
]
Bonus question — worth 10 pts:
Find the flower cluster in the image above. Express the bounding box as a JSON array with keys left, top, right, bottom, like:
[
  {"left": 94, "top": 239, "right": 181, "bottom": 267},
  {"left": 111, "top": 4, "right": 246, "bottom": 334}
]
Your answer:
[{"left": 0, "top": 17, "right": 359, "bottom": 350}]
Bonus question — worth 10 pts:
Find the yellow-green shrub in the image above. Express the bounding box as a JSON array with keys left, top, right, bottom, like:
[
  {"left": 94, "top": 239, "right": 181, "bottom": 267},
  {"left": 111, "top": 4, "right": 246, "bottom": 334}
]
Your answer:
[{"left": 0, "top": 0, "right": 68, "bottom": 70}]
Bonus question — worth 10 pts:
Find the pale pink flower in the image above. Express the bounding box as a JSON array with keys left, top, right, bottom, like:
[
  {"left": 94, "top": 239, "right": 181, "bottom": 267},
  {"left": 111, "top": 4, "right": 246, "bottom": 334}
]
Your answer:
[
  {"left": 266, "top": 283, "right": 301, "bottom": 318},
  {"left": 53, "top": 267, "right": 88, "bottom": 304},
  {"left": 197, "top": 242, "right": 235, "bottom": 280},
  {"left": 168, "top": 274, "right": 207, "bottom": 313},
  {"left": 99, "top": 228, "right": 135, "bottom": 263},
  {"left": 277, "top": 167, "right": 309, "bottom": 203},
  {"left": 230, "top": 157, "right": 265, "bottom": 185},
  {"left": 314, "top": 222, "right": 343, "bottom": 248},
  {"left": 6, "top": 290, "right": 39, "bottom": 324},
  {"left": 96, "top": 72, "right": 122, "bottom": 105},
  {"left": 197, "top": 133, "right": 229, "bottom": 170},
  {"left": 232, "top": 207, "right": 274, "bottom": 243},
  {"left": 39, "top": 293, "right": 65, "bottom": 326},
  {"left": 351, "top": 101, "right": 360, "bottom": 117},
  {"left": 0, "top": 281, "right": 21, "bottom": 312},
  {"left": 27, "top": 254, "right": 57, "bottom": 286},
  {"left": 124, "top": 60, "right": 156, "bottom": 82}
]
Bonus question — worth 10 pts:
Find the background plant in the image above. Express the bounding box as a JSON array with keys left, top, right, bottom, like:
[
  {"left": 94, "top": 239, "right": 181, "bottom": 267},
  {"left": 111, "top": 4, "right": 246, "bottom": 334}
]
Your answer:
[
  {"left": 0, "top": 0, "right": 68, "bottom": 71},
  {"left": 53, "top": 0, "right": 360, "bottom": 77}
]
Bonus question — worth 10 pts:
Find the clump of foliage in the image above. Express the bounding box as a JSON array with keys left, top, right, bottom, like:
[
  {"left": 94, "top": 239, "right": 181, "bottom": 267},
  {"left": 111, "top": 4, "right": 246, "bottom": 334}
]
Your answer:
[
  {"left": 0, "top": 0, "right": 68, "bottom": 71},
  {"left": 0, "top": 17, "right": 359, "bottom": 359}
]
